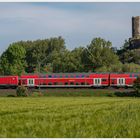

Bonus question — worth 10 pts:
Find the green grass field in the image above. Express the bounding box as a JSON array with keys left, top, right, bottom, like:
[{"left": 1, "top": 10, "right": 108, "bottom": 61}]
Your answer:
[{"left": 0, "top": 97, "right": 140, "bottom": 138}]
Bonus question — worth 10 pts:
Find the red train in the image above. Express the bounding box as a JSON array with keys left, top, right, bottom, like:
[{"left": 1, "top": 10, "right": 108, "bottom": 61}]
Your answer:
[{"left": 0, "top": 73, "right": 139, "bottom": 88}]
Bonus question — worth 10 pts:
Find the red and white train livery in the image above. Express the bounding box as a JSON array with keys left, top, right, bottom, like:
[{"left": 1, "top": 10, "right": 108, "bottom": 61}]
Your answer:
[{"left": 0, "top": 73, "right": 139, "bottom": 88}]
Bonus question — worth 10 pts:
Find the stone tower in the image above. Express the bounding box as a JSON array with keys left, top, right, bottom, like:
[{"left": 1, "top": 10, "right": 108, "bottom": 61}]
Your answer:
[{"left": 129, "top": 16, "right": 140, "bottom": 49}]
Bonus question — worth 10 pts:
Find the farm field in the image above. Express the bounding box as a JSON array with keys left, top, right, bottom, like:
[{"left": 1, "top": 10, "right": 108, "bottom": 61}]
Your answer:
[{"left": 0, "top": 97, "right": 140, "bottom": 138}]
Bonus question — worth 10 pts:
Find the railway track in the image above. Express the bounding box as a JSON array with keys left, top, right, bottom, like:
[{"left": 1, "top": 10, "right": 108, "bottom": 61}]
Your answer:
[{"left": 0, "top": 87, "right": 135, "bottom": 95}]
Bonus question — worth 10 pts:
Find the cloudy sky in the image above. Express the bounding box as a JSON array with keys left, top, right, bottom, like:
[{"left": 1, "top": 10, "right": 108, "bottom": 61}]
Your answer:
[{"left": 0, "top": 2, "right": 140, "bottom": 54}]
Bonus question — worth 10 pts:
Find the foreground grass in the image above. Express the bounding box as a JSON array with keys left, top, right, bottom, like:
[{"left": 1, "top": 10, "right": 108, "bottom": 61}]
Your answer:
[{"left": 0, "top": 97, "right": 140, "bottom": 138}]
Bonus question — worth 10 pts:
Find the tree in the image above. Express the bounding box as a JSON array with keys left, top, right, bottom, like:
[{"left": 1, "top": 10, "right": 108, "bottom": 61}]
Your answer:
[
  {"left": 0, "top": 44, "right": 26, "bottom": 75},
  {"left": 83, "top": 37, "right": 121, "bottom": 72},
  {"left": 122, "top": 63, "right": 140, "bottom": 72},
  {"left": 133, "top": 76, "right": 140, "bottom": 96}
]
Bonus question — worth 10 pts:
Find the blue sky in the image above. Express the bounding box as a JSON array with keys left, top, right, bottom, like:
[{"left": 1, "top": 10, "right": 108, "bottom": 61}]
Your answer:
[{"left": 0, "top": 2, "right": 140, "bottom": 54}]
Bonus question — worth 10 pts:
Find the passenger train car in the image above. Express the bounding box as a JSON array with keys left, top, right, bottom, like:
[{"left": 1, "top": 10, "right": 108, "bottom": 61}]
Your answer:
[{"left": 0, "top": 73, "right": 139, "bottom": 88}]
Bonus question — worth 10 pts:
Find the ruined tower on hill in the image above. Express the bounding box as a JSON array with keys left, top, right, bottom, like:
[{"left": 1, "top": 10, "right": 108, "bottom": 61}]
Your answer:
[{"left": 129, "top": 16, "right": 140, "bottom": 49}]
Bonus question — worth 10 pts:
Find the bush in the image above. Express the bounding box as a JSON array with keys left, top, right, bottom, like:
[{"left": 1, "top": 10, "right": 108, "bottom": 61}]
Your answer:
[
  {"left": 133, "top": 76, "right": 140, "bottom": 97},
  {"left": 16, "top": 86, "right": 29, "bottom": 97},
  {"left": 31, "top": 92, "right": 43, "bottom": 97}
]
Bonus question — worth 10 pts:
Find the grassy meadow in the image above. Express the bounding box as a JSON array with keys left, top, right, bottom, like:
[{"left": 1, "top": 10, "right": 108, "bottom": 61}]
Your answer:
[{"left": 0, "top": 97, "right": 140, "bottom": 138}]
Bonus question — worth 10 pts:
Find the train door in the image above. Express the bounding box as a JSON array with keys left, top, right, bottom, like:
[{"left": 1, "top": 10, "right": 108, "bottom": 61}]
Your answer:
[
  {"left": 94, "top": 78, "right": 101, "bottom": 86},
  {"left": 117, "top": 78, "right": 125, "bottom": 86},
  {"left": 27, "top": 79, "right": 35, "bottom": 87}
]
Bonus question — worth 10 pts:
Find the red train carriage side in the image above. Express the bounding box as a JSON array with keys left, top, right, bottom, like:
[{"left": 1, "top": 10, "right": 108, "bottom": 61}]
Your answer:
[
  {"left": 19, "top": 75, "right": 38, "bottom": 87},
  {"left": 19, "top": 73, "right": 110, "bottom": 88},
  {"left": 90, "top": 73, "right": 109, "bottom": 87},
  {"left": 110, "top": 73, "right": 140, "bottom": 87},
  {"left": 0, "top": 76, "right": 18, "bottom": 88}
]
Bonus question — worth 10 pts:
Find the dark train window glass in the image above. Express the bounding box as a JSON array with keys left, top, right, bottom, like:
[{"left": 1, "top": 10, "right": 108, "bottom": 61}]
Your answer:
[
  {"left": 48, "top": 75, "right": 52, "bottom": 78},
  {"left": 86, "top": 83, "right": 89, "bottom": 85},
  {"left": 70, "top": 82, "right": 74, "bottom": 85},
  {"left": 76, "top": 75, "right": 79, "bottom": 78},
  {"left": 81, "top": 82, "right": 85, "bottom": 85},
  {"left": 65, "top": 82, "right": 68, "bottom": 85},
  {"left": 82, "top": 75, "right": 85, "bottom": 77},
  {"left": 48, "top": 83, "right": 52, "bottom": 85},
  {"left": 76, "top": 83, "right": 79, "bottom": 85},
  {"left": 65, "top": 75, "right": 68, "bottom": 78},
  {"left": 43, "top": 82, "right": 46, "bottom": 85},
  {"left": 134, "top": 74, "right": 138, "bottom": 78},
  {"left": 54, "top": 75, "right": 57, "bottom": 78},
  {"left": 102, "top": 79, "right": 107, "bottom": 82},
  {"left": 54, "top": 82, "right": 58, "bottom": 85},
  {"left": 60, "top": 75, "right": 63, "bottom": 78},
  {"left": 29, "top": 79, "right": 34, "bottom": 84}
]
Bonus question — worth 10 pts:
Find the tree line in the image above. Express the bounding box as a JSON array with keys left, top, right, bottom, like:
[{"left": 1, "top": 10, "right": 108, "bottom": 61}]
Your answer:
[{"left": 0, "top": 36, "right": 140, "bottom": 76}]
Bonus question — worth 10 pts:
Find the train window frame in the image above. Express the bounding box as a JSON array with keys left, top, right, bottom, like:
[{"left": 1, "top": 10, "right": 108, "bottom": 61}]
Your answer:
[{"left": 82, "top": 75, "right": 85, "bottom": 77}]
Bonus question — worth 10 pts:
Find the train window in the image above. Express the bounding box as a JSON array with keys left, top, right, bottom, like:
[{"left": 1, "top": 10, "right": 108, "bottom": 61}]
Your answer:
[
  {"left": 134, "top": 74, "right": 138, "bottom": 78},
  {"left": 65, "top": 82, "right": 68, "bottom": 85},
  {"left": 48, "top": 83, "right": 52, "bottom": 85},
  {"left": 81, "top": 82, "right": 85, "bottom": 85},
  {"left": 29, "top": 79, "right": 34, "bottom": 84},
  {"left": 70, "top": 82, "right": 74, "bottom": 85},
  {"left": 86, "top": 83, "right": 89, "bottom": 85},
  {"left": 60, "top": 75, "right": 63, "bottom": 78},
  {"left": 76, "top": 75, "right": 79, "bottom": 78},
  {"left": 65, "top": 75, "right": 68, "bottom": 78},
  {"left": 54, "top": 82, "right": 58, "bottom": 85},
  {"left": 54, "top": 75, "right": 57, "bottom": 78},
  {"left": 102, "top": 79, "right": 107, "bottom": 82},
  {"left": 48, "top": 75, "right": 52, "bottom": 78},
  {"left": 76, "top": 83, "right": 79, "bottom": 85},
  {"left": 71, "top": 75, "right": 74, "bottom": 78},
  {"left": 82, "top": 75, "right": 85, "bottom": 77},
  {"left": 43, "top": 82, "right": 46, "bottom": 85},
  {"left": 86, "top": 75, "right": 89, "bottom": 77}
]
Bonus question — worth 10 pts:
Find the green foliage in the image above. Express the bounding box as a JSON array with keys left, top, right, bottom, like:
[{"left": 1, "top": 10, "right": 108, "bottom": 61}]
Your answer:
[
  {"left": 83, "top": 38, "right": 121, "bottom": 72},
  {"left": 31, "top": 92, "right": 43, "bottom": 97},
  {"left": 1, "top": 37, "right": 140, "bottom": 74},
  {"left": 16, "top": 86, "right": 29, "bottom": 97},
  {"left": 133, "top": 76, "right": 140, "bottom": 96},
  {"left": 0, "top": 44, "right": 26, "bottom": 75},
  {"left": 122, "top": 63, "right": 140, "bottom": 72}
]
